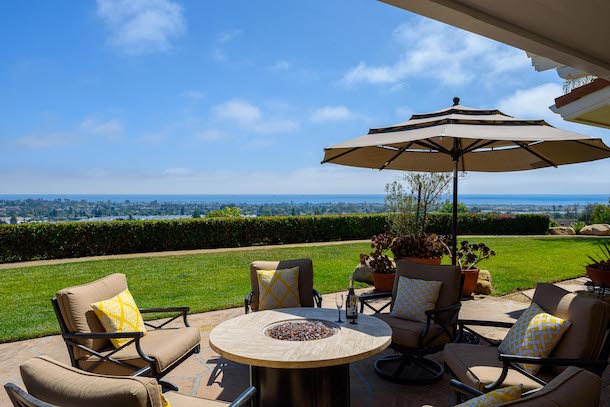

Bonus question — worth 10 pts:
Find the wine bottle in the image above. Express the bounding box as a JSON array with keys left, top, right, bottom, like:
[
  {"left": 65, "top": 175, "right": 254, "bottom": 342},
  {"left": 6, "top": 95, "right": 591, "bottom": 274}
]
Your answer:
[{"left": 346, "top": 275, "right": 358, "bottom": 324}]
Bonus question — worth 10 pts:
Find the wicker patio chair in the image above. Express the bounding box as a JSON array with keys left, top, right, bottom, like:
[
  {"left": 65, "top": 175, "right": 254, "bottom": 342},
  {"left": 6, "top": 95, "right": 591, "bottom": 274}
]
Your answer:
[
  {"left": 244, "top": 258, "right": 322, "bottom": 313},
  {"left": 361, "top": 260, "right": 463, "bottom": 384},
  {"left": 4, "top": 356, "right": 256, "bottom": 407},
  {"left": 446, "top": 283, "right": 610, "bottom": 393},
  {"left": 51, "top": 273, "right": 201, "bottom": 390},
  {"left": 449, "top": 366, "right": 602, "bottom": 406}
]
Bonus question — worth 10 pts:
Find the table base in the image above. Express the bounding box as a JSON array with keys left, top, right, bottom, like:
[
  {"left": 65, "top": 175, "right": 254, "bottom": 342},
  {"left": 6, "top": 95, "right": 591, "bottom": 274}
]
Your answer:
[{"left": 250, "top": 364, "right": 350, "bottom": 407}]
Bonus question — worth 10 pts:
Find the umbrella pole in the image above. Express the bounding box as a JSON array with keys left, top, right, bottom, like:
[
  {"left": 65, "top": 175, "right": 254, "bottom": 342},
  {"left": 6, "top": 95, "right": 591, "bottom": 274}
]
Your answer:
[{"left": 452, "top": 147, "right": 459, "bottom": 266}]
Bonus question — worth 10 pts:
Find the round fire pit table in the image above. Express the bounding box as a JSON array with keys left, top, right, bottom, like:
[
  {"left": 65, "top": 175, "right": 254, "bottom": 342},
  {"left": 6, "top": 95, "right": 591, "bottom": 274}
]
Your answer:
[{"left": 209, "top": 307, "right": 391, "bottom": 407}]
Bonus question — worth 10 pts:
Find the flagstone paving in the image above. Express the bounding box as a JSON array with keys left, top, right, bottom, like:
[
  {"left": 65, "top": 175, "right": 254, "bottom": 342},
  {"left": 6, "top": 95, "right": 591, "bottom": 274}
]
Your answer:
[{"left": 0, "top": 279, "right": 589, "bottom": 406}]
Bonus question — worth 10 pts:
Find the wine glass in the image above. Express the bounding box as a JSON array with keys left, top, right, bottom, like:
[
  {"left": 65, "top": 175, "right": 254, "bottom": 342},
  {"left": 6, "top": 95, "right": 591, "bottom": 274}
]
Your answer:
[{"left": 335, "top": 293, "right": 344, "bottom": 323}]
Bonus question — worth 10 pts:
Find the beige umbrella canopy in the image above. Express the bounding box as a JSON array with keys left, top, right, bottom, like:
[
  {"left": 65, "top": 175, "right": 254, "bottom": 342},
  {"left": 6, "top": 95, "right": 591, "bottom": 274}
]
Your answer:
[{"left": 322, "top": 98, "right": 610, "bottom": 263}]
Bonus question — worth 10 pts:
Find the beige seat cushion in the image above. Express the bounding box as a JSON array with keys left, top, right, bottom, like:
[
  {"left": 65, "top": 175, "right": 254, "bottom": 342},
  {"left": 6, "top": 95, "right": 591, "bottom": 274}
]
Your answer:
[
  {"left": 20, "top": 356, "right": 162, "bottom": 407},
  {"left": 56, "top": 273, "right": 129, "bottom": 358},
  {"left": 374, "top": 313, "right": 448, "bottom": 349},
  {"left": 250, "top": 259, "right": 314, "bottom": 311},
  {"left": 78, "top": 327, "right": 201, "bottom": 375},
  {"left": 498, "top": 367, "right": 600, "bottom": 407},
  {"left": 164, "top": 391, "right": 229, "bottom": 407},
  {"left": 443, "top": 343, "right": 548, "bottom": 391}
]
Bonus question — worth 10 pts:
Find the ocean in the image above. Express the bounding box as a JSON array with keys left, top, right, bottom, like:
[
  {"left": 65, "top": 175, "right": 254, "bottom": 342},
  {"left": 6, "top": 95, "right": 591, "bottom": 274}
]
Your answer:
[{"left": 0, "top": 194, "right": 608, "bottom": 206}]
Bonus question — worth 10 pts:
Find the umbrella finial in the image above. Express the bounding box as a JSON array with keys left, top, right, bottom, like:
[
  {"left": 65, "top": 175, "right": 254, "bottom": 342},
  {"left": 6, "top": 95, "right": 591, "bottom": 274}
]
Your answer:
[{"left": 452, "top": 97, "right": 460, "bottom": 106}]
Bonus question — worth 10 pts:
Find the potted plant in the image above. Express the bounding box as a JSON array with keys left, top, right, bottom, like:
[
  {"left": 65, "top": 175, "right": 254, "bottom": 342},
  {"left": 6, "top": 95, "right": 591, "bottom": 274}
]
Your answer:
[
  {"left": 455, "top": 241, "right": 496, "bottom": 297},
  {"left": 390, "top": 233, "right": 449, "bottom": 265},
  {"left": 360, "top": 233, "right": 396, "bottom": 292},
  {"left": 586, "top": 242, "right": 610, "bottom": 286}
]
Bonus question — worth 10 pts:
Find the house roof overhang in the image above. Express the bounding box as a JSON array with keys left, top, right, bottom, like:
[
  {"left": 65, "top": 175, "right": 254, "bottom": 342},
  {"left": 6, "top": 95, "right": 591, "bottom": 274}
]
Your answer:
[
  {"left": 551, "top": 79, "right": 610, "bottom": 130},
  {"left": 378, "top": 0, "right": 610, "bottom": 80}
]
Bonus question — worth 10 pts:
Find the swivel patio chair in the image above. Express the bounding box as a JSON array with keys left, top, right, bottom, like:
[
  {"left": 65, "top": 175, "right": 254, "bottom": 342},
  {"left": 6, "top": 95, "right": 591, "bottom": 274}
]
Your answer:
[
  {"left": 4, "top": 356, "right": 256, "bottom": 407},
  {"left": 449, "top": 366, "right": 602, "bottom": 406},
  {"left": 363, "top": 260, "right": 463, "bottom": 384},
  {"left": 445, "top": 283, "right": 610, "bottom": 393},
  {"left": 244, "top": 258, "right": 322, "bottom": 313},
  {"left": 52, "top": 273, "right": 201, "bottom": 390}
]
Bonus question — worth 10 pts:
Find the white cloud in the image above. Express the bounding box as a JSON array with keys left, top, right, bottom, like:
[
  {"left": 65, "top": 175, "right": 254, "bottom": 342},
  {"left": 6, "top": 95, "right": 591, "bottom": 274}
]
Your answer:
[
  {"left": 181, "top": 90, "right": 205, "bottom": 100},
  {"left": 162, "top": 167, "right": 192, "bottom": 176},
  {"left": 96, "top": 0, "right": 186, "bottom": 55},
  {"left": 269, "top": 60, "right": 292, "bottom": 71},
  {"left": 15, "top": 133, "right": 77, "bottom": 149},
  {"left": 497, "top": 83, "right": 562, "bottom": 121},
  {"left": 212, "top": 99, "right": 299, "bottom": 134},
  {"left": 197, "top": 129, "right": 229, "bottom": 141},
  {"left": 80, "top": 118, "right": 123, "bottom": 140},
  {"left": 212, "top": 29, "right": 241, "bottom": 62},
  {"left": 341, "top": 19, "right": 529, "bottom": 87},
  {"left": 311, "top": 106, "right": 357, "bottom": 123}
]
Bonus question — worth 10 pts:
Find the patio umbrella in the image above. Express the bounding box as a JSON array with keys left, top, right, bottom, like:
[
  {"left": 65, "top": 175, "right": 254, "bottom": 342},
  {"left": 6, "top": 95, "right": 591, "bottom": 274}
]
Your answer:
[{"left": 321, "top": 98, "right": 610, "bottom": 264}]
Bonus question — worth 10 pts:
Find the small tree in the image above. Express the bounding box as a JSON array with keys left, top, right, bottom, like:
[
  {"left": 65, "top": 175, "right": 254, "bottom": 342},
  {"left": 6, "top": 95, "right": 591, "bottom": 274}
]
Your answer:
[
  {"left": 590, "top": 204, "right": 610, "bottom": 224},
  {"left": 438, "top": 199, "right": 468, "bottom": 214},
  {"left": 206, "top": 207, "right": 241, "bottom": 218},
  {"left": 384, "top": 172, "right": 452, "bottom": 235}
]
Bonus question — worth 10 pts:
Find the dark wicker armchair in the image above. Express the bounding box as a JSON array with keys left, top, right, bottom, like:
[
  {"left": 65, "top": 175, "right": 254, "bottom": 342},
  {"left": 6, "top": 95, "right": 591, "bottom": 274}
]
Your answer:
[
  {"left": 244, "top": 258, "right": 322, "bottom": 313},
  {"left": 52, "top": 273, "right": 201, "bottom": 391}
]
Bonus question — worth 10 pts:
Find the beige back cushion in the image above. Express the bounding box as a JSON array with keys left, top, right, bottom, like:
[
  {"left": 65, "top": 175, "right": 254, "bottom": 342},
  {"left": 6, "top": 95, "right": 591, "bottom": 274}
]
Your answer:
[
  {"left": 55, "top": 273, "right": 128, "bottom": 357},
  {"left": 394, "top": 260, "right": 461, "bottom": 324},
  {"left": 499, "top": 366, "right": 600, "bottom": 407},
  {"left": 20, "top": 356, "right": 162, "bottom": 407},
  {"left": 533, "top": 283, "right": 609, "bottom": 365},
  {"left": 250, "top": 259, "right": 314, "bottom": 311}
]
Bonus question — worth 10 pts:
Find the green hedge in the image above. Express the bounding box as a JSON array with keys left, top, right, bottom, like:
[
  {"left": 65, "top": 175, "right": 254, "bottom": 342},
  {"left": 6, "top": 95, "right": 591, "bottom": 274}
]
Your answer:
[{"left": 0, "top": 213, "right": 550, "bottom": 263}]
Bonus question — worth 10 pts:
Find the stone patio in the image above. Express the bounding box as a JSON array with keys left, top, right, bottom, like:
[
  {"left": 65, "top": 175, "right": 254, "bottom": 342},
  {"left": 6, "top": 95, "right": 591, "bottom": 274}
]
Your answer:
[{"left": 0, "top": 278, "right": 590, "bottom": 406}]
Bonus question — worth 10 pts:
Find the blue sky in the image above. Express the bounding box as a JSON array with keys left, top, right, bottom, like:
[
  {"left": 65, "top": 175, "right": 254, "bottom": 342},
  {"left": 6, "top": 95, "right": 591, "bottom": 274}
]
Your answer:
[{"left": 1, "top": 0, "right": 609, "bottom": 195}]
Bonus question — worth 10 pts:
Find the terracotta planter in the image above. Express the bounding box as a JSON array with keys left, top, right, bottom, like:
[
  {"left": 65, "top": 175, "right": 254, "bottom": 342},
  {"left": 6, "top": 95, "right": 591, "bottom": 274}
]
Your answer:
[
  {"left": 399, "top": 257, "right": 442, "bottom": 265},
  {"left": 372, "top": 272, "right": 396, "bottom": 292},
  {"left": 586, "top": 266, "right": 610, "bottom": 287},
  {"left": 461, "top": 267, "right": 480, "bottom": 297}
]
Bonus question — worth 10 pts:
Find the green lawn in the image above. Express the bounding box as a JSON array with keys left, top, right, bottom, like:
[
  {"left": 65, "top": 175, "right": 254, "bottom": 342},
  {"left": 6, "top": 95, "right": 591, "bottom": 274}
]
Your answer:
[{"left": 1, "top": 237, "right": 606, "bottom": 343}]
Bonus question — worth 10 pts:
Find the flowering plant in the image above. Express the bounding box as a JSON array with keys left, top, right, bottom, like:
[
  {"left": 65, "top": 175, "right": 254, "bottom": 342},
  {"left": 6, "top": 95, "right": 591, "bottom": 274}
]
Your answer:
[
  {"left": 455, "top": 241, "right": 496, "bottom": 270},
  {"left": 359, "top": 233, "right": 396, "bottom": 274},
  {"left": 390, "top": 233, "right": 449, "bottom": 259}
]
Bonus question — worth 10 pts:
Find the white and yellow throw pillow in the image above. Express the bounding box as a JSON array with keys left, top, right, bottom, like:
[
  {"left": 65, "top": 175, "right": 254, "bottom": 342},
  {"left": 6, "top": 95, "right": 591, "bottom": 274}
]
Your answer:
[
  {"left": 390, "top": 276, "right": 442, "bottom": 323},
  {"left": 91, "top": 289, "right": 147, "bottom": 348},
  {"left": 456, "top": 385, "right": 522, "bottom": 407},
  {"left": 257, "top": 267, "right": 300, "bottom": 310},
  {"left": 498, "top": 302, "right": 571, "bottom": 375}
]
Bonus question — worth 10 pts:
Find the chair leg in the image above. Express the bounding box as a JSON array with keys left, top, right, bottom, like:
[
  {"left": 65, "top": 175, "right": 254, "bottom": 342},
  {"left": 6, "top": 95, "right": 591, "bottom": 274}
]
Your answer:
[
  {"left": 374, "top": 353, "right": 444, "bottom": 385},
  {"left": 159, "top": 379, "right": 179, "bottom": 392}
]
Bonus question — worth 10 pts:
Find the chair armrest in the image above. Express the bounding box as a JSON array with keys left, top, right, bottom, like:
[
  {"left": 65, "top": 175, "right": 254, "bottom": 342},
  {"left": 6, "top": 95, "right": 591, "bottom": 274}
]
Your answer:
[
  {"left": 229, "top": 386, "right": 257, "bottom": 407},
  {"left": 449, "top": 379, "right": 484, "bottom": 398},
  {"left": 458, "top": 319, "right": 514, "bottom": 328},
  {"left": 245, "top": 292, "right": 253, "bottom": 314},
  {"left": 313, "top": 289, "right": 323, "bottom": 308},
  {"left": 499, "top": 353, "right": 610, "bottom": 369},
  {"left": 359, "top": 292, "right": 392, "bottom": 301},
  {"left": 425, "top": 303, "right": 461, "bottom": 316},
  {"left": 63, "top": 331, "right": 145, "bottom": 340},
  {"left": 139, "top": 306, "right": 191, "bottom": 327}
]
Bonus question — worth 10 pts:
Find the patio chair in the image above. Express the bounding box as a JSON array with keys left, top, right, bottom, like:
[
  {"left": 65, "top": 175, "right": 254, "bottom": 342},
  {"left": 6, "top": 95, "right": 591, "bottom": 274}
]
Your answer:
[
  {"left": 51, "top": 273, "right": 201, "bottom": 390},
  {"left": 366, "top": 260, "right": 463, "bottom": 384},
  {"left": 244, "top": 258, "right": 322, "bottom": 313},
  {"left": 449, "top": 366, "right": 602, "bottom": 406},
  {"left": 445, "top": 283, "right": 610, "bottom": 393},
  {"left": 4, "top": 356, "right": 256, "bottom": 407}
]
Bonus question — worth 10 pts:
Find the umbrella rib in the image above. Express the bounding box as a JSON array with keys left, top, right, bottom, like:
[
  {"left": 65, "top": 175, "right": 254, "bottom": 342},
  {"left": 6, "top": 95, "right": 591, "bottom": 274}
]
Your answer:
[
  {"left": 570, "top": 140, "right": 610, "bottom": 153},
  {"left": 379, "top": 142, "right": 414, "bottom": 170},
  {"left": 412, "top": 139, "right": 451, "bottom": 155},
  {"left": 513, "top": 142, "right": 558, "bottom": 167},
  {"left": 321, "top": 147, "right": 360, "bottom": 164}
]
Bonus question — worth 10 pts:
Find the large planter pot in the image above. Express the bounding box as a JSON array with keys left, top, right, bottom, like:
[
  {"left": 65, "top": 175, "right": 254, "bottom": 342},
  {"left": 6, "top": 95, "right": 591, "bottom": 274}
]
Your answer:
[
  {"left": 461, "top": 267, "right": 480, "bottom": 297},
  {"left": 372, "top": 272, "right": 396, "bottom": 292},
  {"left": 399, "top": 257, "right": 442, "bottom": 265},
  {"left": 586, "top": 266, "right": 610, "bottom": 287}
]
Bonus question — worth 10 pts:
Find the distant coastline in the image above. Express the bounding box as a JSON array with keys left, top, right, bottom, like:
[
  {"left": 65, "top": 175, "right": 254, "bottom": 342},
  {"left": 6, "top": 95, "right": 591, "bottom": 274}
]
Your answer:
[{"left": 0, "top": 193, "right": 607, "bottom": 206}]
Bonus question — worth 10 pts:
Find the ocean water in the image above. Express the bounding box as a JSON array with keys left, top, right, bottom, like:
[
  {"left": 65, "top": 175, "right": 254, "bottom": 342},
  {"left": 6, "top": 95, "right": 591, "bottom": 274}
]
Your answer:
[{"left": 0, "top": 194, "right": 608, "bottom": 206}]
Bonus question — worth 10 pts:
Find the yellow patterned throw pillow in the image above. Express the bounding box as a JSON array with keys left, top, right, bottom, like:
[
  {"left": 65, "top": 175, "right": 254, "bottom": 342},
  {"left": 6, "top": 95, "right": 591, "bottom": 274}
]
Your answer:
[
  {"left": 90, "top": 289, "right": 147, "bottom": 348},
  {"left": 390, "top": 276, "right": 442, "bottom": 322},
  {"left": 498, "top": 302, "right": 571, "bottom": 375},
  {"left": 456, "top": 385, "right": 522, "bottom": 407},
  {"left": 257, "top": 267, "right": 301, "bottom": 311}
]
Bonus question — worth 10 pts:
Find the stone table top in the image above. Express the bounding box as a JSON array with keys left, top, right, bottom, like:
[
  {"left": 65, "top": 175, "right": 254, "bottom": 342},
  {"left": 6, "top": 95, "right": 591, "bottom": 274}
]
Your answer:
[{"left": 209, "top": 308, "right": 392, "bottom": 369}]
